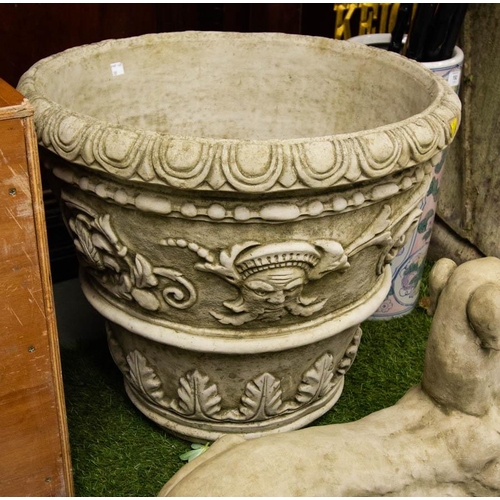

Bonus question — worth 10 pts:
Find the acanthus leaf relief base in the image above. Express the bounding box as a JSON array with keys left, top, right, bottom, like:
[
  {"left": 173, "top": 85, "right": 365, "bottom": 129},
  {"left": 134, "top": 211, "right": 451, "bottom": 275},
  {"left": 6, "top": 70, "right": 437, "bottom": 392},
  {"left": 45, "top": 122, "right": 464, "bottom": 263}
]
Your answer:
[{"left": 18, "top": 32, "right": 461, "bottom": 441}]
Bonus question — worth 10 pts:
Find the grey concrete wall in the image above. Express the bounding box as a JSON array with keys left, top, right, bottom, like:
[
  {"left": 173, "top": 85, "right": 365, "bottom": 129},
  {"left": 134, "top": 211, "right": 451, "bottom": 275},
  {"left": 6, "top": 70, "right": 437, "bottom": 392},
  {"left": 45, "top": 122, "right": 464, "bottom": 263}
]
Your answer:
[{"left": 437, "top": 4, "right": 500, "bottom": 258}]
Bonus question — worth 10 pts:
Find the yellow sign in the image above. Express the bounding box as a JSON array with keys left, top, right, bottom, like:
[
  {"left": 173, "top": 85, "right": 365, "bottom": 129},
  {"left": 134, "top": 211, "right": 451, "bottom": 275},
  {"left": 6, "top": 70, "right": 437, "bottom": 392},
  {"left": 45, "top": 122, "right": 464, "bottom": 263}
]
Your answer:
[{"left": 333, "top": 3, "right": 401, "bottom": 40}]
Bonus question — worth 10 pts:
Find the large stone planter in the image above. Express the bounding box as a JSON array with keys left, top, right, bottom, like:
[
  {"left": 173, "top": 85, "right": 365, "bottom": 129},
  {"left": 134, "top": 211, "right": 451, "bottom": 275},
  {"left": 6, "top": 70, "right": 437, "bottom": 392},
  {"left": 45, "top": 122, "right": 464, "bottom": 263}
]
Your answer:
[{"left": 18, "top": 32, "right": 460, "bottom": 442}]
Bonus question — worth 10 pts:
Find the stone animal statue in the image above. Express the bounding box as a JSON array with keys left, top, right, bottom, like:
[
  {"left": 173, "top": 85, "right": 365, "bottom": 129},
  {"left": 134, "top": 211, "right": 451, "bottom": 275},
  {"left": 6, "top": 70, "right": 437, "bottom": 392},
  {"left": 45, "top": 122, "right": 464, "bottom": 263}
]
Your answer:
[{"left": 159, "top": 257, "right": 500, "bottom": 497}]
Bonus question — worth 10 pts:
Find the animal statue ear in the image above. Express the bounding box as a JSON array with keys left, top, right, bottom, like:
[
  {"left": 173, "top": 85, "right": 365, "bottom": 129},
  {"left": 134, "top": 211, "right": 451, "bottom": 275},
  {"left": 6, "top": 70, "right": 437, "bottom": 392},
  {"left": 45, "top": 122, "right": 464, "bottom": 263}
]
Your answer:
[
  {"left": 467, "top": 282, "right": 500, "bottom": 351},
  {"left": 428, "top": 258, "right": 457, "bottom": 316}
]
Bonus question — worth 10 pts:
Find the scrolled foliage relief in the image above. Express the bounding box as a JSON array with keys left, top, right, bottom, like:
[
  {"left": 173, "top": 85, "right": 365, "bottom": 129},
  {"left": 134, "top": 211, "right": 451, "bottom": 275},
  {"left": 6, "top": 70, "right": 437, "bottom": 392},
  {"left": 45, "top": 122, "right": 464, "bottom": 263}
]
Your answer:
[{"left": 63, "top": 191, "right": 197, "bottom": 312}]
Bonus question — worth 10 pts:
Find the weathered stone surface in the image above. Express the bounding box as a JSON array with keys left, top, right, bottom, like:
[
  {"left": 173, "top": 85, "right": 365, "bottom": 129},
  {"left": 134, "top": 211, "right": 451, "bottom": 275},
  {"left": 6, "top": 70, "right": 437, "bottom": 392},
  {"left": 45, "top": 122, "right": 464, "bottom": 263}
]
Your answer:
[
  {"left": 160, "top": 257, "right": 500, "bottom": 497},
  {"left": 18, "top": 32, "right": 460, "bottom": 440},
  {"left": 437, "top": 4, "right": 500, "bottom": 258}
]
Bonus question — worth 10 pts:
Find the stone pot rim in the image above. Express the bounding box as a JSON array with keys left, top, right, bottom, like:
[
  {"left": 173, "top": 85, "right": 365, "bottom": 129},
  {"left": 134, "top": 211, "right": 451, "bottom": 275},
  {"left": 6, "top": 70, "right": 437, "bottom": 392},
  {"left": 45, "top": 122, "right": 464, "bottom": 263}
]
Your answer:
[{"left": 18, "top": 31, "right": 461, "bottom": 193}]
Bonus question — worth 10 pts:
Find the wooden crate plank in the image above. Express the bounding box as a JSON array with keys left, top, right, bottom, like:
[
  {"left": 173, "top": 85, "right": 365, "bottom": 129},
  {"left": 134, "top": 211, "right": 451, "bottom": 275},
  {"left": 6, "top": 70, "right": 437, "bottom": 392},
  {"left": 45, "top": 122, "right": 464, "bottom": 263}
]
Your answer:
[{"left": 0, "top": 86, "right": 73, "bottom": 496}]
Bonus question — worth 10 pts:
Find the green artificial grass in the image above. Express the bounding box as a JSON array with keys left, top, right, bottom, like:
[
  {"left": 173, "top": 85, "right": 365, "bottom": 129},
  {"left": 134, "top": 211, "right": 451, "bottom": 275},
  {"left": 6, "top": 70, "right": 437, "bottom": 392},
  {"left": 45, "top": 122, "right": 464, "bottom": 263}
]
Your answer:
[
  {"left": 62, "top": 343, "right": 186, "bottom": 496},
  {"left": 61, "top": 262, "right": 433, "bottom": 497}
]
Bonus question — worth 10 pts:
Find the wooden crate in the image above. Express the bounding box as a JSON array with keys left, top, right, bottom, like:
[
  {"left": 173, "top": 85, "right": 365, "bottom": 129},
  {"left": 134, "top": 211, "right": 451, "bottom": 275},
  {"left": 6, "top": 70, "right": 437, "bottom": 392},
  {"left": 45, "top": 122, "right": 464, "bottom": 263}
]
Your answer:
[{"left": 0, "top": 79, "right": 73, "bottom": 496}]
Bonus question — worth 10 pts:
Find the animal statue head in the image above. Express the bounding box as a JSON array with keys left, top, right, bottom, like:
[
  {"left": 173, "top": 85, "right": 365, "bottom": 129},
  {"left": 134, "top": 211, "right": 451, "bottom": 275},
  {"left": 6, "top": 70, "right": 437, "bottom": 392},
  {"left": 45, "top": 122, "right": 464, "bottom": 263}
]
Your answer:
[{"left": 423, "top": 256, "right": 500, "bottom": 416}]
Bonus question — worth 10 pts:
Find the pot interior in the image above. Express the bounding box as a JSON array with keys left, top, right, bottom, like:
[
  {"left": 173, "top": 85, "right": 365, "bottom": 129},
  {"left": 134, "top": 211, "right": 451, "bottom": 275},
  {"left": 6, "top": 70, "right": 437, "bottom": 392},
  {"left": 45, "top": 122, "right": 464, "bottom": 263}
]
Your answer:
[{"left": 37, "top": 33, "right": 439, "bottom": 141}]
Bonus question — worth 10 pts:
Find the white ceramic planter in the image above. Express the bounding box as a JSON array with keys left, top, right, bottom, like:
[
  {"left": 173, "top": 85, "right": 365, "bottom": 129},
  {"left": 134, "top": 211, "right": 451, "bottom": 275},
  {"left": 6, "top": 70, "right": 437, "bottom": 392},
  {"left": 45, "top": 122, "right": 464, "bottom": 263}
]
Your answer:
[
  {"left": 349, "top": 34, "right": 464, "bottom": 319},
  {"left": 18, "top": 32, "right": 460, "bottom": 441}
]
